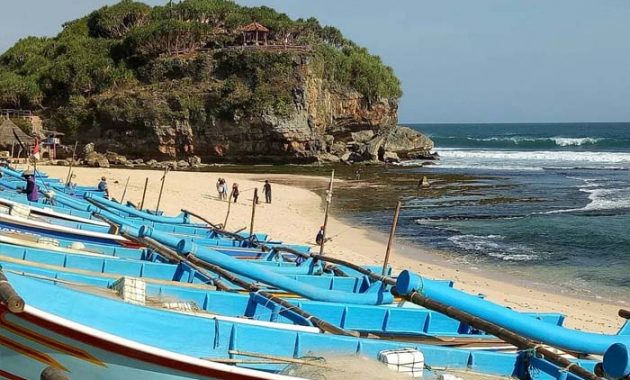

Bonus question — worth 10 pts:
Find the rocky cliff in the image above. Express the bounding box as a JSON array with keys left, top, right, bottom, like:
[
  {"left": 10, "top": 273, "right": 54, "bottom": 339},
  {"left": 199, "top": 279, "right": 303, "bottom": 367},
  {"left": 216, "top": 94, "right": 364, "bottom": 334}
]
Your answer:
[
  {"left": 0, "top": 0, "right": 433, "bottom": 164},
  {"left": 84, "top": 53, "right": 432, "bottom": 164}
]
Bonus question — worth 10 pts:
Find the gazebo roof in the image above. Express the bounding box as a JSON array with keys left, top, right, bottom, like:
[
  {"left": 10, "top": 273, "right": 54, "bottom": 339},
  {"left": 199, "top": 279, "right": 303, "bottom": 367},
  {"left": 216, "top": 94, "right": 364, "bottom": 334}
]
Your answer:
[
  {"left": 242, "top": 22, "right": 269, "bottom": 33},
  {"left": 0, "top": 119, "right": 35, "bottom": 147}
]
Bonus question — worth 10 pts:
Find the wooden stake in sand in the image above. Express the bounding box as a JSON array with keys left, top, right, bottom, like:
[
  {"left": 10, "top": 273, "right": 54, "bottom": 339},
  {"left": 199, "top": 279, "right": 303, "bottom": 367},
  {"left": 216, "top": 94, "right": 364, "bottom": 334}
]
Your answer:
[
  {"left": 65, "top": 141, "right": 78, "bottom": 185},
  {"left": 318, "top": 170, "right": 335, "bottom": 256},
  {"left": 223, "top": 188, "right": 234, "bottom": 228},
  {"left": 155, "top": 167, "right": 169, "bottom": 213},
  {"left": 139, "top": 177, "right": 149, "bottom": 210},
  {"left": 119, "top": 176, "right": 130, "bottom": 203},
  {"left": 249, "top": 188, "right": 259, "bottom": 240},
  {"left": 382, "top": 201, "right": 402, "bottom": 276}
]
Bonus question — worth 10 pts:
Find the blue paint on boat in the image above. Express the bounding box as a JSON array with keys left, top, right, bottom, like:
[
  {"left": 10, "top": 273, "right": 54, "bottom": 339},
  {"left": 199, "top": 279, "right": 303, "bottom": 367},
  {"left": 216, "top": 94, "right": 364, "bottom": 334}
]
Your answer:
[
  {"left": 603, "top": 343, "right": 630, "bottom": 378},
  {"left": 396, "top": 270, "right": 630, "bottom": 355},
  {"left": 0, "top": 271, "right": 596, "bottom": 379}
]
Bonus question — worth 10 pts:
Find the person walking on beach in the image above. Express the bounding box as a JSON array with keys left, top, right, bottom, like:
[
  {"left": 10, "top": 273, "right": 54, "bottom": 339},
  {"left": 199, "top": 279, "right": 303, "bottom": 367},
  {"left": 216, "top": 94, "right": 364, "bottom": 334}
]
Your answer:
[
  {"left": 97, "top": 176, "right": 109, "bottom": 198},
  {"left": 263, "top": 180, "right": 272, "bottom": 203},
  {"left": 21, "top": 171, "right": 38, "bottom": 202},
  {"left": 231, "top": 183, "right": 240, "bottom": 203}
]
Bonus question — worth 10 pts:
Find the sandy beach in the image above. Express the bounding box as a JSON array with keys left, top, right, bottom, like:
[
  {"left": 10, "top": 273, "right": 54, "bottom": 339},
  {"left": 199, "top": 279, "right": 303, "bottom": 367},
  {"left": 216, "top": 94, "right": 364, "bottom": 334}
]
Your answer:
[{"left": 41, "top": 165, "right": 625, "bottom": 334}]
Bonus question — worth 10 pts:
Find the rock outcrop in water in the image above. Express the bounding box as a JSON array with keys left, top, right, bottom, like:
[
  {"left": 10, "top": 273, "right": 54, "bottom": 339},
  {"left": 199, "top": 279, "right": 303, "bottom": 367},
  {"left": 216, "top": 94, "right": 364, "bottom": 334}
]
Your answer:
[{"left": 0, "top": 0, "right": 433, "bottom": 164}]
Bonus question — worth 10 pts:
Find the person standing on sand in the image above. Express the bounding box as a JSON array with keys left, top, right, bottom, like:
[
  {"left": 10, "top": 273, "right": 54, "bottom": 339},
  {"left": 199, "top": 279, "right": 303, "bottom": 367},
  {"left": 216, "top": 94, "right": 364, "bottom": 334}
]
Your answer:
[
  {"left": 263, "top": 180, "right": 272, "bottom": 203},
  {"left": 216, "top": 178, "right": 222, "bottom": 199},
  {"left": 21, "top": 171, "right": 38, "bottom": 202},
  {"left": 231, "top": 183, "right": 240, "bottom": 203},
  {"left": 217, "top": 178, "right": 228, "bottom": 201},
  {"left": 97, "top": 176, "right": 109, "bottom": 198},
  {"left": 222, "top": 180, "right": 229, "bottom": 201}
]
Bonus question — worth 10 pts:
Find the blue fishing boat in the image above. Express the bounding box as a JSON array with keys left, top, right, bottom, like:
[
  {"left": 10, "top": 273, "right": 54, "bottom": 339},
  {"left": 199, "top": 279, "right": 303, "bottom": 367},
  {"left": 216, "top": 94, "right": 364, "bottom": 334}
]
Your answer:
[
  {"left": 0, "top": 250, "right": 567, "bottom": 346},
  {"left": 0, "top": 271, "right": 604, "bottom": 380}
]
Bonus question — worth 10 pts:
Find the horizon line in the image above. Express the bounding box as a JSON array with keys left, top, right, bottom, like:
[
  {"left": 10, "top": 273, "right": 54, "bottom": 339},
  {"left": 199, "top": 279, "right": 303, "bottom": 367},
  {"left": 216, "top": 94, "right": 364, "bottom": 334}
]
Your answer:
[{"left": 400, "top": 121, "right": 630, "bottom": 125}]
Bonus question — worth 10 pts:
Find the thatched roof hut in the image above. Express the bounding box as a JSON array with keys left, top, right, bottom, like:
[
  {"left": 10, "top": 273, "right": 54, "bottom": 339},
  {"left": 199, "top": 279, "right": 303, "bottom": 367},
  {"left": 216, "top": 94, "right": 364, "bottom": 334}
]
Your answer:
[
  {"left": 242, "top": 22, "right": 269, "bottom": 46},
  {"left": 0, "top": 119, "right": 35, "bottom": 149}
]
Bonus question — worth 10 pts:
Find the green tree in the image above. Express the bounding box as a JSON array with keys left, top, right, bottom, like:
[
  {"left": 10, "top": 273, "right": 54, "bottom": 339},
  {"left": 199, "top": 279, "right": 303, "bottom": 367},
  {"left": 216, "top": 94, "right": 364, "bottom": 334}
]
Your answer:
[
  {"left": 88, "top": 0, "right": 151, "bottom": 39},
  {"left": 0, "top": 71, "right": 42, "bottom": 108}
]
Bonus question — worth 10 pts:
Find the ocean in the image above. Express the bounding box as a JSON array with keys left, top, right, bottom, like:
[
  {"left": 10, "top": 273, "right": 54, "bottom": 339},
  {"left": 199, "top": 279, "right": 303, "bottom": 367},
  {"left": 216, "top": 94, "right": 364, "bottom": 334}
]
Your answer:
[{"left": 384, "top": 123, "right": 630, "bottom": 301}]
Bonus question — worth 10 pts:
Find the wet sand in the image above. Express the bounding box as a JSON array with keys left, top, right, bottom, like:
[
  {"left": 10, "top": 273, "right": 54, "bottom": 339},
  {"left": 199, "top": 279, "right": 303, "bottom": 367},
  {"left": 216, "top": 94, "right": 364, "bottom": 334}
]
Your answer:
[{"left": 42, "top": 165, "right": 625, "bottom": 333}]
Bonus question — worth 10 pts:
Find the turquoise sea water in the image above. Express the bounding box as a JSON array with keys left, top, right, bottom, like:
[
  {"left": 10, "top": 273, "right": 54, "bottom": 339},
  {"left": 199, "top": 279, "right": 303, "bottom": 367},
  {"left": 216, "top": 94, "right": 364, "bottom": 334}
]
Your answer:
[{"left": 374, "top": 123, "right": 630, "bottom": 301}]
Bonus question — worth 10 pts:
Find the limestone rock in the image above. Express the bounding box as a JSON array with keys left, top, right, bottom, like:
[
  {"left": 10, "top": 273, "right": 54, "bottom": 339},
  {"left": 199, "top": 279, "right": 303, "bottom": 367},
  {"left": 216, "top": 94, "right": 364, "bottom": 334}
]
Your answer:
[
  {"left": 351, "top": 130, "right": 375, "bottom": 144},
  {"left": 407, "top": 151, "right": 440, "bottom": 160},
  {"left": 340, "top": 152, "right": 352, "bottom": 162},
  {"left": 159, "top": 160, "right": 177, "bottom": 169},
  {"left": 316, "top": 152, "right": 341, "bottom": 163},
  {"left": 146, "top": 159, "right": 158, "bottom": 167},
  {"left": 188, "top": 155, "right": 202, "bottom": 166},
  {"left": 85, "top": 152, "right": 110, "bottom": 168},
  {"left": 383, "top": 151, "right": 400, "bottom": 163},
  {"left": 177, "top": 160, "right": 190, "bottom": 169},
  {"left": 362, "top": 135, "right": 387, "bottom": 161},
  {"left": 383, "top": 126, "right": 434, "bottom": 158},
  {"left": 83, "top": 143, "right": 95, "bottom": 155},
  {"left": 105, "top": 151, "right": 127, "bottom": 165}
]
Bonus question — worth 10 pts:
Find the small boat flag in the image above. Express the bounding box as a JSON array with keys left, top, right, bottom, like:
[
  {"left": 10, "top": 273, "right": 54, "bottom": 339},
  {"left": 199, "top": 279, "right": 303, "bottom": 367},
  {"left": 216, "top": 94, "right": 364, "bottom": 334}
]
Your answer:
[{"left": 32, "top": 138, "right": 41, "bottom": 160}]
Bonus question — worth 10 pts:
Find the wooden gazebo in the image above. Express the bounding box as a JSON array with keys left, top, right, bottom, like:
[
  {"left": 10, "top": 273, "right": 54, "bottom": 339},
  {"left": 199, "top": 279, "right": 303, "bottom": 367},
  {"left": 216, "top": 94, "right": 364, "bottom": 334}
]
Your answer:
[
  {"left": 242, "top": 22, "right": 269, "bottom": 46},
  {"left": 0, "top": 119, "right": 35, "bottom": 157}
]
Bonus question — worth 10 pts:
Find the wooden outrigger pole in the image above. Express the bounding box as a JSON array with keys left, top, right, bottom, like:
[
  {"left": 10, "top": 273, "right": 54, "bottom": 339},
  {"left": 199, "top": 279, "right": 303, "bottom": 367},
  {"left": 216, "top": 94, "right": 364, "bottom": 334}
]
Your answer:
[
  {"left": 65, "top": 141, "right": 78, "bottom": 185},
  {"left": 155, "top": 167, "right": 169, "bottom": 213},
  {"left": 119, "top": 176, "right": 130, "bottom": 203},
  {"left": 139, "top": 177, "right": 149, "bottom": 210},
  {"left": 223, "top": 188, "right": 234, "bottom": 228},
  {"left": 318, "top": 170, "right": 334, "bottom": 256},
  {"left": 249, "top": 188, "right": 259, "bottom": 240}
]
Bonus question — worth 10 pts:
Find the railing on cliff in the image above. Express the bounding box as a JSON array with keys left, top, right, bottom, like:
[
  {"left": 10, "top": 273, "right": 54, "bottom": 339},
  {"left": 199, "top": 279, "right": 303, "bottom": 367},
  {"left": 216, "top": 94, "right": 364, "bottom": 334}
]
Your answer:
[
  {"left": 0, "top": 109, "right": 33, "bottom": 119},
  {"left": 163, "top": 44, "right": 312, "bottom": 57}
]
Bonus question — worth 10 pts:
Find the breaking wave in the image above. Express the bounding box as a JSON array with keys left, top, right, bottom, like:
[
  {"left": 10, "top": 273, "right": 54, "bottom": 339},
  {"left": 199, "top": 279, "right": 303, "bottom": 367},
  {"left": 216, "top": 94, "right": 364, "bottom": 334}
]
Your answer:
[
  {"left": 447, "top": 234, "right": 539, "bottom": 261},
  {"left": 431, "top": 136, "right": 629, "bottom": 149}
]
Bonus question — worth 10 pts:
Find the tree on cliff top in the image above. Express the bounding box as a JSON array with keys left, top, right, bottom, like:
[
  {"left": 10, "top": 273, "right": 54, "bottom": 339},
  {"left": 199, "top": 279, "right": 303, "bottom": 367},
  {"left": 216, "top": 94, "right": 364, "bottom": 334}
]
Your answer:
[{"left": 0, "top": 0, "right": 401, "bottom": 136}]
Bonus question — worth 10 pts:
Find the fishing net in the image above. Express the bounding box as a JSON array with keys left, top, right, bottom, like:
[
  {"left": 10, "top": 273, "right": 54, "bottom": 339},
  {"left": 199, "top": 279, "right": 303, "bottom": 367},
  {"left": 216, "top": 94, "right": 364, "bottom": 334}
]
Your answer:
[
  {"left": 279, "top": 353, "right": 512, "bottom": 380},
  {"left": 146, "top": 295, "right": 201, "bottom": 312},
  {"left": 280, "top": 354, "right": 409, "bottom": 380}
]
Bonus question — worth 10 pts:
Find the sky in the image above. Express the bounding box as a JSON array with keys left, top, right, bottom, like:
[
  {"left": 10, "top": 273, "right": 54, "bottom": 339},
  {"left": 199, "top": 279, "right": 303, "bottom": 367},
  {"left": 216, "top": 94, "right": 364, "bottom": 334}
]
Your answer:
[{"left": 2, "top": 1, "right": 630, "bottom": 123}]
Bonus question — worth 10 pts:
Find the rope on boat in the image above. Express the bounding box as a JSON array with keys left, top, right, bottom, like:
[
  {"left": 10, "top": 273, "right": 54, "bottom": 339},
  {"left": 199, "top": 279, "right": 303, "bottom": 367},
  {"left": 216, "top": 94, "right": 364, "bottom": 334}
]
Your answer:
[{"left": 181, "top": 209, "right": 223, "bottom": 230}]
